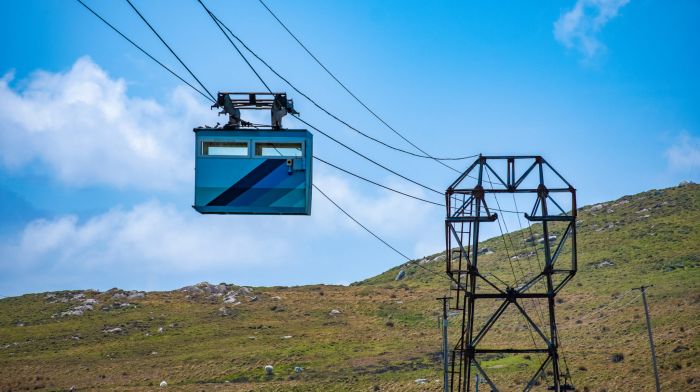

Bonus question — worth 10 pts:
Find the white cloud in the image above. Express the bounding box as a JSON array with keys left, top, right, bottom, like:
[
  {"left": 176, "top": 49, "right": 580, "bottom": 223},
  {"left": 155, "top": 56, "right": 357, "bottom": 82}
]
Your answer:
[
  {"left": 554, "top": 0, "right": 630, "bottom": 59},
  {"left": 9, "top": 200, "right": 289, "bottom": 271},
  {"left": 0, "top": 57, "right": 446, "bottom": 291},
  {"left": 312, "top": 171, "right": 437, "bottom": 237},
  {"left": 666, "top": 132, "right": 700, "bottom": 170},
  {"left": 2, "top": 172, "right": 440, "bottom": 278},
  {"left": 0, "top": 57, "right": 210, "bottom": 190}
]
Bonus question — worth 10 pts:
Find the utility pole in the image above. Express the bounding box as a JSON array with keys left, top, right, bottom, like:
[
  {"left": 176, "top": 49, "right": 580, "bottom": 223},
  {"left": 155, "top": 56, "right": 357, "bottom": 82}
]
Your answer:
[
  {"left": 633, "top": 285, "right": 661, "bottom": 392},
  {"left": 438, "top": 296, "right": 451, "bottom": 392}
]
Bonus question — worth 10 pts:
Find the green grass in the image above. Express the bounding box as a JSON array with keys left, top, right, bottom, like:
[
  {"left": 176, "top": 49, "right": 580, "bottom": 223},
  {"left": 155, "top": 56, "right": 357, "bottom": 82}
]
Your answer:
[{"left": 0, "top": 184, "right": 698, "bottom": 391}]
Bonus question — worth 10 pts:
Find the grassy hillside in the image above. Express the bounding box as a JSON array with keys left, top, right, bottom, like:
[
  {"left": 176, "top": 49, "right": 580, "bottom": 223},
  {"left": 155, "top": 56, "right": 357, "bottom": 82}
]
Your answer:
[{"left": 1, "top": 184, "right": 698, "bottom": 391}]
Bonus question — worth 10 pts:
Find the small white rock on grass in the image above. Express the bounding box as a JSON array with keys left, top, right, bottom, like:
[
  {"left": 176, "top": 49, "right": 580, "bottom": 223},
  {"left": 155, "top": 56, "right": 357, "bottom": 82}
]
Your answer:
[{"left": 159, "top": 380, "right": 167, "bottom": 387}]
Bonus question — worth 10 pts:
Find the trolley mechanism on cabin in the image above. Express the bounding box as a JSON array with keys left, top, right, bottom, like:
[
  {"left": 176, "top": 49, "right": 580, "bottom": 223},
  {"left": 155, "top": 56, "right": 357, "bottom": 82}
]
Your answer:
[{"left": 193, "top": 92, "right": 312, "bottom": 215}]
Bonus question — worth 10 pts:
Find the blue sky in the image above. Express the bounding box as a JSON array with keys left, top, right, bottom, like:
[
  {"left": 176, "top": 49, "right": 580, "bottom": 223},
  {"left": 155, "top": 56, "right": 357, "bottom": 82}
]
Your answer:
[{"left": 0, "top": 0, "right": 698, "bottom": 296}]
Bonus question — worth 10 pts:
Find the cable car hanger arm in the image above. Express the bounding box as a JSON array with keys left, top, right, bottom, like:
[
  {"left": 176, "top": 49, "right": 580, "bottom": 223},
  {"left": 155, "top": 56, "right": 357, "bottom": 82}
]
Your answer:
[{"left": 213, "top": 92, "right": 298, "bottom": 130}]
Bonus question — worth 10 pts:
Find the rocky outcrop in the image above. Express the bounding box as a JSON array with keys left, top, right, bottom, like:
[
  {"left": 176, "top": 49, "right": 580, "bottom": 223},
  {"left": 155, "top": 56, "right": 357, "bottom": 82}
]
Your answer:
[
  {"left": 48, "top": 292, "right": 100, "bottom": 317},
  {"left": 58, "top": 304, "right": 93, "bottom": 317}
]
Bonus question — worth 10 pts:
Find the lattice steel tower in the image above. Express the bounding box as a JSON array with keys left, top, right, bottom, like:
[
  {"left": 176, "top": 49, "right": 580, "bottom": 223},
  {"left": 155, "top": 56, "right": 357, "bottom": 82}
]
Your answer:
[{"left": 444, "top": 156, "right": 577, "bottom": 391}]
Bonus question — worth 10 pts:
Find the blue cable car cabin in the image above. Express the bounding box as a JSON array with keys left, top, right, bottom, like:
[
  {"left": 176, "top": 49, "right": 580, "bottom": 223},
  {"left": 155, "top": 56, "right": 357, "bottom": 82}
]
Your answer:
[
  {"left": 193, "top": 129, "right": 312, "bottom": 215},
  {"left": 193, "top": 92, "right": 312, "bottom": 215}
]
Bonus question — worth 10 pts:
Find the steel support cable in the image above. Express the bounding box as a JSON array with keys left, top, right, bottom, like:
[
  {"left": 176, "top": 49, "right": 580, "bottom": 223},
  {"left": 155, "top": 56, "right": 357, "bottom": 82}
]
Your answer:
[
  {"left": 511, "top": 194, "right": 550, "bottom": 335},
  {"left": 81, "top": 0, "right": 449, "bottom": 294},
  {"left": 511, "top": 197, "right": 574, "bottom": 388},
  {"left": 489, "top": 193, "right": 529, "bottom": 285},
  {"left": 511, "top": 193, "right": 551, "bottom": 328},
  {"left": 257, "top": 0, "right": 476, "bottom": 171},
  {"left": 79, "top": 0, "right": 484, "bottom": 208},
  {"left": 511, "top": 194, "right": 543, "bottom": 285},
  {"left": 313, "top": 184, "right": 410, "bottom": 260},
  {"left": 513, "top": 194, "right": 574, "bottom": 388},
  {"left": 196, "top": 2, "right": 476, "bottom": 166},
  {"left": 511, "top": 193, "right": 575, "bottom": 387},
  {"left": 75, "top": 1, "right": 440, "bottom": 209},
  {"left": 314, "top": 156, "right": 444, "bottom": 207},
  {"left": 194, "top": 1, "right": 445, "bottom": 197},
  {"left": 513, "top": 194, "right": 575, "bottom": 384},
  {"left": 522, "top": 217, "right": 550, "bottom": 326},
  {"left": 557, "top": 338, "right": 575, "bottom": 388},
  {"left": 294, "top": 115, "right": 443, "bottom": 195},
  {"left": 74, "top": 0, "right": 214, "bottom": 104},
  {"left": 196, "top": 0, "right": 272, "bottom": 93},
  {"left": 511, "top": 194, "right": 549, "bottom": 328},
  {"left": 267, "top": 140, "right": 442, "bottom": 209},
  {"left": 194, "top": 1, "right": 456, "bottom": 288},
  {"left": 124, "top": 0, "right": 216, "bottom": 102},
  {"left": 484, "top": 170, "right": 521, "bottom": 286},
  {"left": 313, "top": 184, "right": 456, "bottom": 286},
  {"left": 511, "top": 193, "right": 548, "bottom": 295},
  {"left": 93, "top": 0, "right": 455, "bottom": 293},
  {"left": 483, "top": 170, "right": 548, "bottom": 385}
]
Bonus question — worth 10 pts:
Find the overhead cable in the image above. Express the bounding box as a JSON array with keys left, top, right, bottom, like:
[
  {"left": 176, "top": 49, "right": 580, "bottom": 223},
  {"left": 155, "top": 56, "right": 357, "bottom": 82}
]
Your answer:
[
  {"left": 257, "top": 0, "right": 475, "bottom": 171},
  {"left": 195, "top": 1, "right": 444, "bottom": 195},
  {"left": 197, "top": 1, "right": 476, "bottom": 167},
  {"left": 313, "top": 184, "right": 411, "bottom": 261},
  {"left": 485, "top": 169, "right": 553, "bottom": 384},
  {"left": 81, "top": 0, "right": 454, "bottom": 288},
  {"left": 196, "top": 0, "right": 272, "bottom": 93},
  {"left": 124, "top": 0, "right": 216, "bottom": 102},
  {"left": 74, "top": 0, "right": 214, "bottom": 103},
  {"left": 294, "top": 115, "right": 443, "bottom": 195},
  {"left": 313, "top": 184, "right": 456, "bottom": 285},
  {"left": 77, "top": 1, "right": 443, "bottom": 212},
  {"left": 314, "top": 156, "right": 444, "bottom": 207}
]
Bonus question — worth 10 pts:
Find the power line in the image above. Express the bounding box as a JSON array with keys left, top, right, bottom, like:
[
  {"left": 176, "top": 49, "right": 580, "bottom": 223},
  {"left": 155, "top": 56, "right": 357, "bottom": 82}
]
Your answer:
[
  {"left": 197, "top": 1, "right": 476, "bottom": 167},
  {"left": 314, "top": 156, "right": 444, "bottom": 207},
  {"left": 571, "top": 290, "right": 633, "bottom": 325},
  {"left": 124, "top": 0, "right": 216, "bottom": 102},
  {"left": 569, "top": 291, "right": 640, "bottom": 327},
  {"left": 257, "top": 0, "right": 474, "bottom": 172},
  {"left": 74, "top": 0, "right": 214, "bottom": 103}
]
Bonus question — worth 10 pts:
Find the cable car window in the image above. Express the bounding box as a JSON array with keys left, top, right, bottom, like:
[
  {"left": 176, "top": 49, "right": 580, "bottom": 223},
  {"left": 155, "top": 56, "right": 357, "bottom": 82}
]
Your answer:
[
  {"left": 255, "top": 142, "right": 303, "bottom": 157},
  {"left": 202, "top": 141, "right": 249, "bottom": 156}
]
